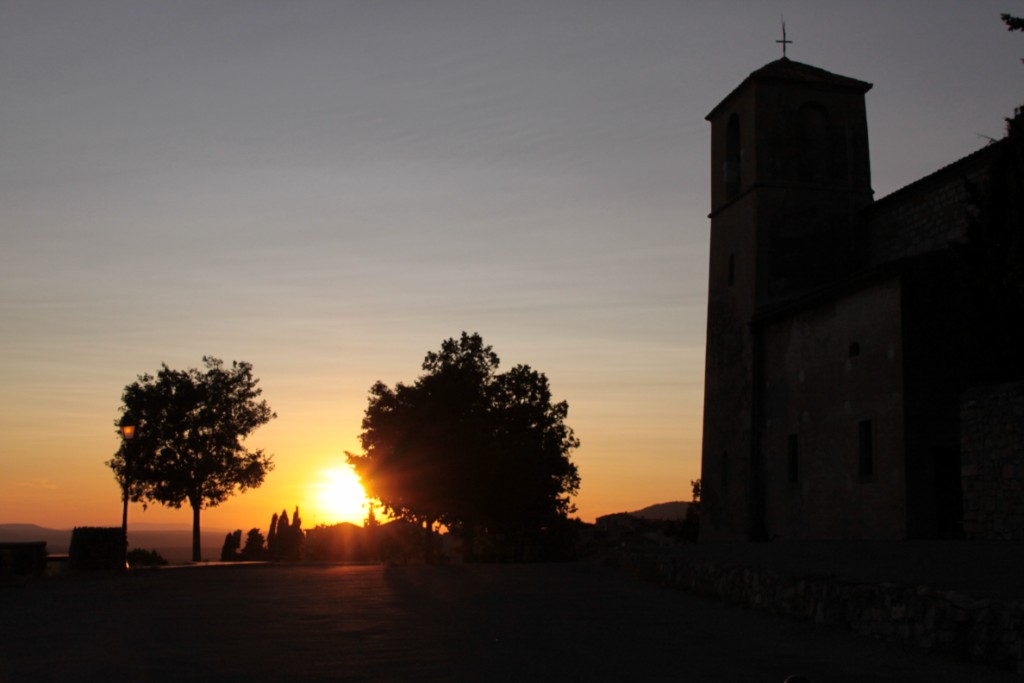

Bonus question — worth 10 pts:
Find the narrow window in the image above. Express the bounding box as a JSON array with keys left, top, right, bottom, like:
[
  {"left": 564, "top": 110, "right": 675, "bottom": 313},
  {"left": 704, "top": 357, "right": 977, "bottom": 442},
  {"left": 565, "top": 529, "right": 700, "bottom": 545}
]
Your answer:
[
  {"left": 722, "top": 451, "right": 729, "bottom": 488},
  {"left": 848, "top": 342, "right": 861, "bottom": 358},
  {"left": 858, "top": 420, "right": 874, "bottom": 480},
  {"left": 787, "top": 434, "right": 799, "bottom": 483},
  {"left": 725, "top": 114, "right": 741, "bottom": 200},
  {"left": 728, "top": 253, "right": 736, "bottom": 286}
]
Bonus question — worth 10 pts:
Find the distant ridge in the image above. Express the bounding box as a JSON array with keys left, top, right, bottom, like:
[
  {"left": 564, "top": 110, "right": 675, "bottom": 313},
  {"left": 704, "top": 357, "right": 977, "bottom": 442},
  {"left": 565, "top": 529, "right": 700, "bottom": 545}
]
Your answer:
[
  {"left": 626, "top": 501, "right": 690, "bottom": 521},
  {"left": 0, "top": 523, "right": 229, "bottom": 563},
  {"left": 0, "top": 524, "right": 71, "bottom": 549}
]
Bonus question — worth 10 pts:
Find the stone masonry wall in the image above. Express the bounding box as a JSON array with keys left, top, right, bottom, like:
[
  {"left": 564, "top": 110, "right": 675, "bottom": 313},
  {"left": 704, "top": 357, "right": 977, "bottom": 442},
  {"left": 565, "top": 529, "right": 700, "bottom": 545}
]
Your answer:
[
  {"left": 612, "top": 548, "right": 1024, "bottom": 675},
  {"left": 961, "top": 382, "right": 1024, "bottom": 541},
  {"left": 865, "top": 146, "right": 994, "bottom": 268}
]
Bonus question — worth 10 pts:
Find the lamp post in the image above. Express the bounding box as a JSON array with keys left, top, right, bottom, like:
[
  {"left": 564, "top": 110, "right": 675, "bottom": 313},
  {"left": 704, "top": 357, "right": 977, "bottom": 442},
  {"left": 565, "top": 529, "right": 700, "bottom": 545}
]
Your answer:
[{"left": 119, "top": 424, "right": 135, "bottom": 569}]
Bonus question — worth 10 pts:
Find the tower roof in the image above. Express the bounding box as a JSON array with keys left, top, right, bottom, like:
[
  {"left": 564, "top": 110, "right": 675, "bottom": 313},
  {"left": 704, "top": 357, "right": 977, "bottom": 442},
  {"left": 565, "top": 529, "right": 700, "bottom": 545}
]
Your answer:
[{"left": 706, "top": 57, "right": 873, "bottom": 120}]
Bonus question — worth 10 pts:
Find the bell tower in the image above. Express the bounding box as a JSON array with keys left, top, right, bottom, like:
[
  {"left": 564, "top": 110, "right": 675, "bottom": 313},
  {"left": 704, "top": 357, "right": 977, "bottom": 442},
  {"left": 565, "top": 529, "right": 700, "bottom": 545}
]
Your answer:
[{"left": 699, "top": 58, "right": 873, "bottom": 541}]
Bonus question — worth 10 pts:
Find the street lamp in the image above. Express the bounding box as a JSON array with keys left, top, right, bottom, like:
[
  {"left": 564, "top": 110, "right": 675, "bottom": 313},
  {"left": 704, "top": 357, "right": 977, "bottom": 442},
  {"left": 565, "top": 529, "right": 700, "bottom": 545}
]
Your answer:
[{"left": 119, "top": 424, "right": 135, "bottom": 569}]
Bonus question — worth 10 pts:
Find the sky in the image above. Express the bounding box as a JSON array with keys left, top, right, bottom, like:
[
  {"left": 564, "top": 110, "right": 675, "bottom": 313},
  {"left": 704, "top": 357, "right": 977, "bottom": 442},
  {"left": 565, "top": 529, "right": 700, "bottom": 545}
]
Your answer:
[{"left": 1, "top": 1, "right": 1021, "bottom": 533}]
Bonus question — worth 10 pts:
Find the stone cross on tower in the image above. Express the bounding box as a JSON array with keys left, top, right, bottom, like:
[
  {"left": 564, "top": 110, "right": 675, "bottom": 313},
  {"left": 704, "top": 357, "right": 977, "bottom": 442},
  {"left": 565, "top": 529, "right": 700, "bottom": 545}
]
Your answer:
[{"left": 776, "top": 20, "right": 792, "bottom": 57}]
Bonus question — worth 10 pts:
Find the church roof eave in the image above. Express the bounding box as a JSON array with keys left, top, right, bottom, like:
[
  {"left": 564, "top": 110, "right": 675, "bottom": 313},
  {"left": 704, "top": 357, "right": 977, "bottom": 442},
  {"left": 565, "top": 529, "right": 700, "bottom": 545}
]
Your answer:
[{"left": 706, "top": 57, "right": 873, "bottom": 121}]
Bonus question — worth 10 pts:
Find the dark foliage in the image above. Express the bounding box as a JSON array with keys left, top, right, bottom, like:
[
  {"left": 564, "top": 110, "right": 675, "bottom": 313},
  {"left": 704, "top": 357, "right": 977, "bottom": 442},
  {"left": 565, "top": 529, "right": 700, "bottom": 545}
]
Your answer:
[
  {"left": 220, "top": 530, "right": 242, "bottom": 561},
  {"left": 127, "top": 548, "right": 168, "bottom": 567},
  {"left": 270, "top": 507, "right": 304, "bottom": 560},
  {"left": 678, "top": 479, "right": 701, "bottom": 542},
  {"left": 347, "top": 332, "right": 580, "bottom": 561},
  {"left": 241, "top": 528, "right": 267, "bottom": 560},
  {"left": 69, "top": 527, "right": 125, "bottom": 572},
  {"left": 107, "top": 357, "right": 276, "bottom": 562}
]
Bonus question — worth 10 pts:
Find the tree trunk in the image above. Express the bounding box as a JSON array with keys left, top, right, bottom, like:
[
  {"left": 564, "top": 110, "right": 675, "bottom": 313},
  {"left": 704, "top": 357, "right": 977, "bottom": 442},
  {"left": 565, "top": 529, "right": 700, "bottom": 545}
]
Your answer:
[
  {"left": 121, "top": 489, "right": 129, "bottom": 568},
  {"left": 191, "top": 501, "right": 202, "bottom": 563}
]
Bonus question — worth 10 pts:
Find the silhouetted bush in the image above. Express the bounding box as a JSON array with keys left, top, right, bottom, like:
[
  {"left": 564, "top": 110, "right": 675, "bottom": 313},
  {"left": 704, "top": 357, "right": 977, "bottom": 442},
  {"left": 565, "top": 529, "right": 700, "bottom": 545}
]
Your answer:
[
  {"left": 127, "top": 548, "right": 168, "bottom": 567},
  {"left": 69, "top": 527, "right": 125, "bottom": 572}
]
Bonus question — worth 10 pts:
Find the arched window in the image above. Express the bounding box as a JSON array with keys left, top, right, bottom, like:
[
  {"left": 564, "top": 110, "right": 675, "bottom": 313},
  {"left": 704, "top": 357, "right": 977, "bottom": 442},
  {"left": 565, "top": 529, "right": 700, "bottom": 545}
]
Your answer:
[{"left": 725, "top": 114, "right": 741, "bottom": 200}]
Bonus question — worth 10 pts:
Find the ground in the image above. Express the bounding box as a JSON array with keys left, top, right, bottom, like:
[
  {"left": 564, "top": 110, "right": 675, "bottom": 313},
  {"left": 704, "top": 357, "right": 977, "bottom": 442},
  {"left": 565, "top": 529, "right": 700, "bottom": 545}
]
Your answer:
[{"left": 1, "top": 562, "right": 1015, "bottom": 682}]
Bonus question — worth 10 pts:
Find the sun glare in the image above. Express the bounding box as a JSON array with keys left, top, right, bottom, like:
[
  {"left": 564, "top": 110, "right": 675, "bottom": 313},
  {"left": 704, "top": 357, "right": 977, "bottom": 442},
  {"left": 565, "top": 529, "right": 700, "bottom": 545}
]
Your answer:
[{"left": 314, "top": 466, "right": 369, "bottom": 526}]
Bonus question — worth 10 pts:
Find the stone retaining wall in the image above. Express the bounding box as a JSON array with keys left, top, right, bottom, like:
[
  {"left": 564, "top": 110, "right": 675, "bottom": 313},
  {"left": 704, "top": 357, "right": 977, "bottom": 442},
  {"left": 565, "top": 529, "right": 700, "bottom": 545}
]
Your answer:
[
  {"left": 612, "top": 549, "right": 1024, "bottom": 676},
  {"left": 961, "top": 382, "right": 1024, "bottom": 540}
]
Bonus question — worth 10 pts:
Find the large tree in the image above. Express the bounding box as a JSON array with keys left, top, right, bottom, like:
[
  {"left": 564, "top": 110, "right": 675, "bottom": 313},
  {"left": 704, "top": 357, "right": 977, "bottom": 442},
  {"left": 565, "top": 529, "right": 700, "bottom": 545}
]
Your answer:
[
  {"left": 347, "top": 333, "right": 580, "bottom": 560},
  {"left": 108, "top": 357, "right": 275, "bottom": 561}
]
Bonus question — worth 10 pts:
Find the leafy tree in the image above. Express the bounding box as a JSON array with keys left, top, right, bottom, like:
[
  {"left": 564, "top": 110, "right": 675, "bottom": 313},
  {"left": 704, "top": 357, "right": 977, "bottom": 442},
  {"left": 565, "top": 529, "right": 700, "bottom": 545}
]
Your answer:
[
  {"left": 108, "top": 357, "right": 276, "bottom": 562},
  {"left": 347, "top": 332, "right": 580, "bottom": 560},
  {"left": 240, "top": 528, "right": 267, "bottom": 560},
  {"left": 220, "top": 530, "right": 242, "bottom": 561},
  {"left": 1003, "top": 13, "right": 1024, "bottom": 32},
  {"left": 680, "top": 478, "right": 701, "bottom": 541}
]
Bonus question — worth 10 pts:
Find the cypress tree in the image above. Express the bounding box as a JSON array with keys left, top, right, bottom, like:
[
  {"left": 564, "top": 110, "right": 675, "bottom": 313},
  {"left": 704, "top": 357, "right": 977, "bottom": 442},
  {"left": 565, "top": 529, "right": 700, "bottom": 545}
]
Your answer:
[{"left": 267, "top": 512, "right": 279, "bottom": 558}]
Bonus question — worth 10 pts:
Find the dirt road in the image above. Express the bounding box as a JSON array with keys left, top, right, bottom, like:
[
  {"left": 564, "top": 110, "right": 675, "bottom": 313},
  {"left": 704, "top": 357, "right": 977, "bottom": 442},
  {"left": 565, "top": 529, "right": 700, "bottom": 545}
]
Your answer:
[{"left": 0, "top": 562, "right": 1014, "bottom": 682}]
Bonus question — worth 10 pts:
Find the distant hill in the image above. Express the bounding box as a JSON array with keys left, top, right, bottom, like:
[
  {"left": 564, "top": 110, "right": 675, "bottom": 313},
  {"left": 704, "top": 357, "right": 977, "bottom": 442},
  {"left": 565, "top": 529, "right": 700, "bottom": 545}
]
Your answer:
[
  {"left": 0, "top": 524, "right": 229, "bottom": 564},
  {"left": 0, "top": 524, "right": 71, "bottom": 551},
  {"left": 627, "top": 501, "right": 690, "bottom": 521}
]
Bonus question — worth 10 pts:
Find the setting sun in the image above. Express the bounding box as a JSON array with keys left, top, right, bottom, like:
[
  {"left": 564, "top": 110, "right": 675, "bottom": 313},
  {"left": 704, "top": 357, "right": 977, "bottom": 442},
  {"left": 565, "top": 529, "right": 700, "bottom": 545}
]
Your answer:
[{"left": 313, "top": 466, "right": 370, "bottom": 526}]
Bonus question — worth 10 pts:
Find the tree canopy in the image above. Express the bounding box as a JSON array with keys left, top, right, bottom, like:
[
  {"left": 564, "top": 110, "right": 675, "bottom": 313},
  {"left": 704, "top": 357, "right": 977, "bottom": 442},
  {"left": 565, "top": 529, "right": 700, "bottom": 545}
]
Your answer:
[
  {"left": 108, "top": 356, "right": 275, "bottom": 561},
  {"left": 346, "top": 333, "right": 580, "bottom": 559}
]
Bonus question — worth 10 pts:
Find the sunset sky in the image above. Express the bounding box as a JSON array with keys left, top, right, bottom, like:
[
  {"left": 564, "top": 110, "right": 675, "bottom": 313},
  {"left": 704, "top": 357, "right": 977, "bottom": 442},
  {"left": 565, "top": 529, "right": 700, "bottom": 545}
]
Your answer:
[{"left": 2, "top": 1, "right": 1021, "bottom": 533}]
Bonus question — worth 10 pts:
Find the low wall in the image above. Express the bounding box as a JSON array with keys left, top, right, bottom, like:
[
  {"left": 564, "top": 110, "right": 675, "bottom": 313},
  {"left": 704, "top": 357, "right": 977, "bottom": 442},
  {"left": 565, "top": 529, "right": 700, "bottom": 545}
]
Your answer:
[
  {"left": 612, "top": 548, "right": 1024, "bottom": 676},
  {"left": 0, "top": 542, "right": 47, "bottom": 577}
]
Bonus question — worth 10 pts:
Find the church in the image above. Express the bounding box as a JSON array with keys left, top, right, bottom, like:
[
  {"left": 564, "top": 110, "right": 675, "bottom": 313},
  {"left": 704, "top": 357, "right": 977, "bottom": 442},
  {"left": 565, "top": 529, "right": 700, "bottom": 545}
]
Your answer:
[{"left": 699, "top": 56, "right": 1024, "bottom": 541}]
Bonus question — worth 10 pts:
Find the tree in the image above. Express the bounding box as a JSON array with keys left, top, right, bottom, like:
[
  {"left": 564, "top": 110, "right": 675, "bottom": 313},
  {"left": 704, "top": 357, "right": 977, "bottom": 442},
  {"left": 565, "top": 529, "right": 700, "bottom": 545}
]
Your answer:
[
  {"left": 220, "top": 530, "right": 242, "bottom": 561},
  {"left": 680, "top": 479, "right": 701, "bottom": 542},
  {"left": 240, "top": 528, "right": 267, "bottom": 560},
  {"left": 272, "top": 506, "right": 304, "bottom": 560},
  {"left": 347, "top": 332, "right": 581, "bottom": 560},
  {"left": 107, "top": 357, "right": 276, "bottom": 562},
  {"left": 267, "top": 511, "right": 280, "bottom": 557}
]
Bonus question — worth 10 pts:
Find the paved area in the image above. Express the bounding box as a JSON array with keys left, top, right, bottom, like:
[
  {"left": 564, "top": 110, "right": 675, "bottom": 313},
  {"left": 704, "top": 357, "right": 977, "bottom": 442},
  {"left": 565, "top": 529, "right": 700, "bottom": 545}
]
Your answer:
[
  {"left": 1, "top": 562, "right": 1017, "bottom": 682},
  {"left": 659, "top": 540, "right": 1024, "bottom": 600}
]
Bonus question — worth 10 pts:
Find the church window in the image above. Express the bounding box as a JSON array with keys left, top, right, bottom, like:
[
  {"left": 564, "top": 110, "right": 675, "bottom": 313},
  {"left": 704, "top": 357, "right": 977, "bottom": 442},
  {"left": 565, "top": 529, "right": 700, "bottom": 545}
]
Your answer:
[
  {"left": 725, "top": 114, "right": 741, "bottom": 199},
  {"left": 786, "top": 434, "right": 799, "bottom": 483},
  {"left": 722, "top": 451, "right": 730, "bottom": 488},
  {"left": 858, "top": 420, "right": 874, "bottom": 480},
  {"left": 728, "top": 253, "right": 736, "bottom": 286}
]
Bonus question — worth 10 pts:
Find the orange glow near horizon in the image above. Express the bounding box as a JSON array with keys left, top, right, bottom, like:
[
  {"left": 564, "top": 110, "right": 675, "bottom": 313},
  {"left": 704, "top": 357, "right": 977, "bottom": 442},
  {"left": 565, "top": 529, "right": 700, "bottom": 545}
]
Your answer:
[{"left": 309, "top": 465, "right": 370, "bottom": 527}]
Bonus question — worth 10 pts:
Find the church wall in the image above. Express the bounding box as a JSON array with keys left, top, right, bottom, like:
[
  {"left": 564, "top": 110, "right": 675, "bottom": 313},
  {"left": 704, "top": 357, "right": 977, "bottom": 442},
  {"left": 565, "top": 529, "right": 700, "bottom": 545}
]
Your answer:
[
  {"left": 898, "top": 254, "right": 970, "bottom": 538},
  {"left": 758, "top": 278, "right": 906, "bottom": 539},
  {"left": 752, "top": 81, "right": 871, "bottom": 196},
  {"left": 864, "top": 147, "right": 994, "bottom": 268},
  {"left": 960, "top": 382, "right": 1024, "bottom": 540},
  {"left": 700, "top": 191, "right": 759, "bottom": 541}
]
